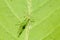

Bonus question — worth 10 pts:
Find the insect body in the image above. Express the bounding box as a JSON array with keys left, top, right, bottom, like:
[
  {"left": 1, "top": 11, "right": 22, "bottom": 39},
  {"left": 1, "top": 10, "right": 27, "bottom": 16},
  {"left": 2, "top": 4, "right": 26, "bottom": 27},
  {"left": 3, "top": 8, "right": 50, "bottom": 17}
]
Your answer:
[{"left": 18, "top": 16, "right": 30, "bottom": 37}]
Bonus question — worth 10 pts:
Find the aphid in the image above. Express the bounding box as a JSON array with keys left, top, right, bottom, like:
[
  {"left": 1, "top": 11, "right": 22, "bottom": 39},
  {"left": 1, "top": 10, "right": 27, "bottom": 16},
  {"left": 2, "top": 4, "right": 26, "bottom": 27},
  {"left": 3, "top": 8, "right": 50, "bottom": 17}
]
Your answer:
[{"left": 18, "top": 16, "right": 30, "bottom": 37}]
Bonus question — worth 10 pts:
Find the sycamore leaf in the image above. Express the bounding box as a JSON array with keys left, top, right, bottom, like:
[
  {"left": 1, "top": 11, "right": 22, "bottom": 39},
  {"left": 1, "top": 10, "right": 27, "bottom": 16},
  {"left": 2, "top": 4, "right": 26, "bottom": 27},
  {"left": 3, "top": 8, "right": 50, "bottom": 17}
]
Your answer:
[{"left": 0, "top": 0, "right": 60, "bottom": 40}]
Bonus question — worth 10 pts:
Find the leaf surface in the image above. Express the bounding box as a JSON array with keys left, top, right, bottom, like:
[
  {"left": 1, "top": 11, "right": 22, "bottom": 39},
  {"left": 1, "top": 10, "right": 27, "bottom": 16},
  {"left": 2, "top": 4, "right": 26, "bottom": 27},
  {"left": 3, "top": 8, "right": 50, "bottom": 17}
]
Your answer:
[{"left": 0, "top": 0, "right": 60, "bottom": 40}]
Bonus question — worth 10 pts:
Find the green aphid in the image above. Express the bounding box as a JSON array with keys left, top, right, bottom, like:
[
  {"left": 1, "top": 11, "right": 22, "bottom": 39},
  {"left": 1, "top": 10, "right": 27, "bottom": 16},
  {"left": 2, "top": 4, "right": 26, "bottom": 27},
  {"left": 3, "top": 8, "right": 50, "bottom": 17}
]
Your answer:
[{"left": 18, "top": 16, "right": 30, "bottom": 37}]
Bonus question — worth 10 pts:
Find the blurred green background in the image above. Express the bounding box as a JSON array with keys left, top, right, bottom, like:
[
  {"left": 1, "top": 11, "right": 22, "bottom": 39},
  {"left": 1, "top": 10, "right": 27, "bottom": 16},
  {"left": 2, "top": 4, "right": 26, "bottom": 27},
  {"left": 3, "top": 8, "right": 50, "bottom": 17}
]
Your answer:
[{"left": 0, "top": 0, "right": 60, "bottom": 40}]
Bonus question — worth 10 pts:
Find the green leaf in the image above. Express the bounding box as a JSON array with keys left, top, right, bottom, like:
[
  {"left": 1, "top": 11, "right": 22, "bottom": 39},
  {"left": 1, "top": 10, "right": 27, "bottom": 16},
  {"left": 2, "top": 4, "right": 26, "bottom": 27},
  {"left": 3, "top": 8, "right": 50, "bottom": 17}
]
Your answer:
[{"left": 0, "top": 0, "right": 60, "bottom": 40}]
